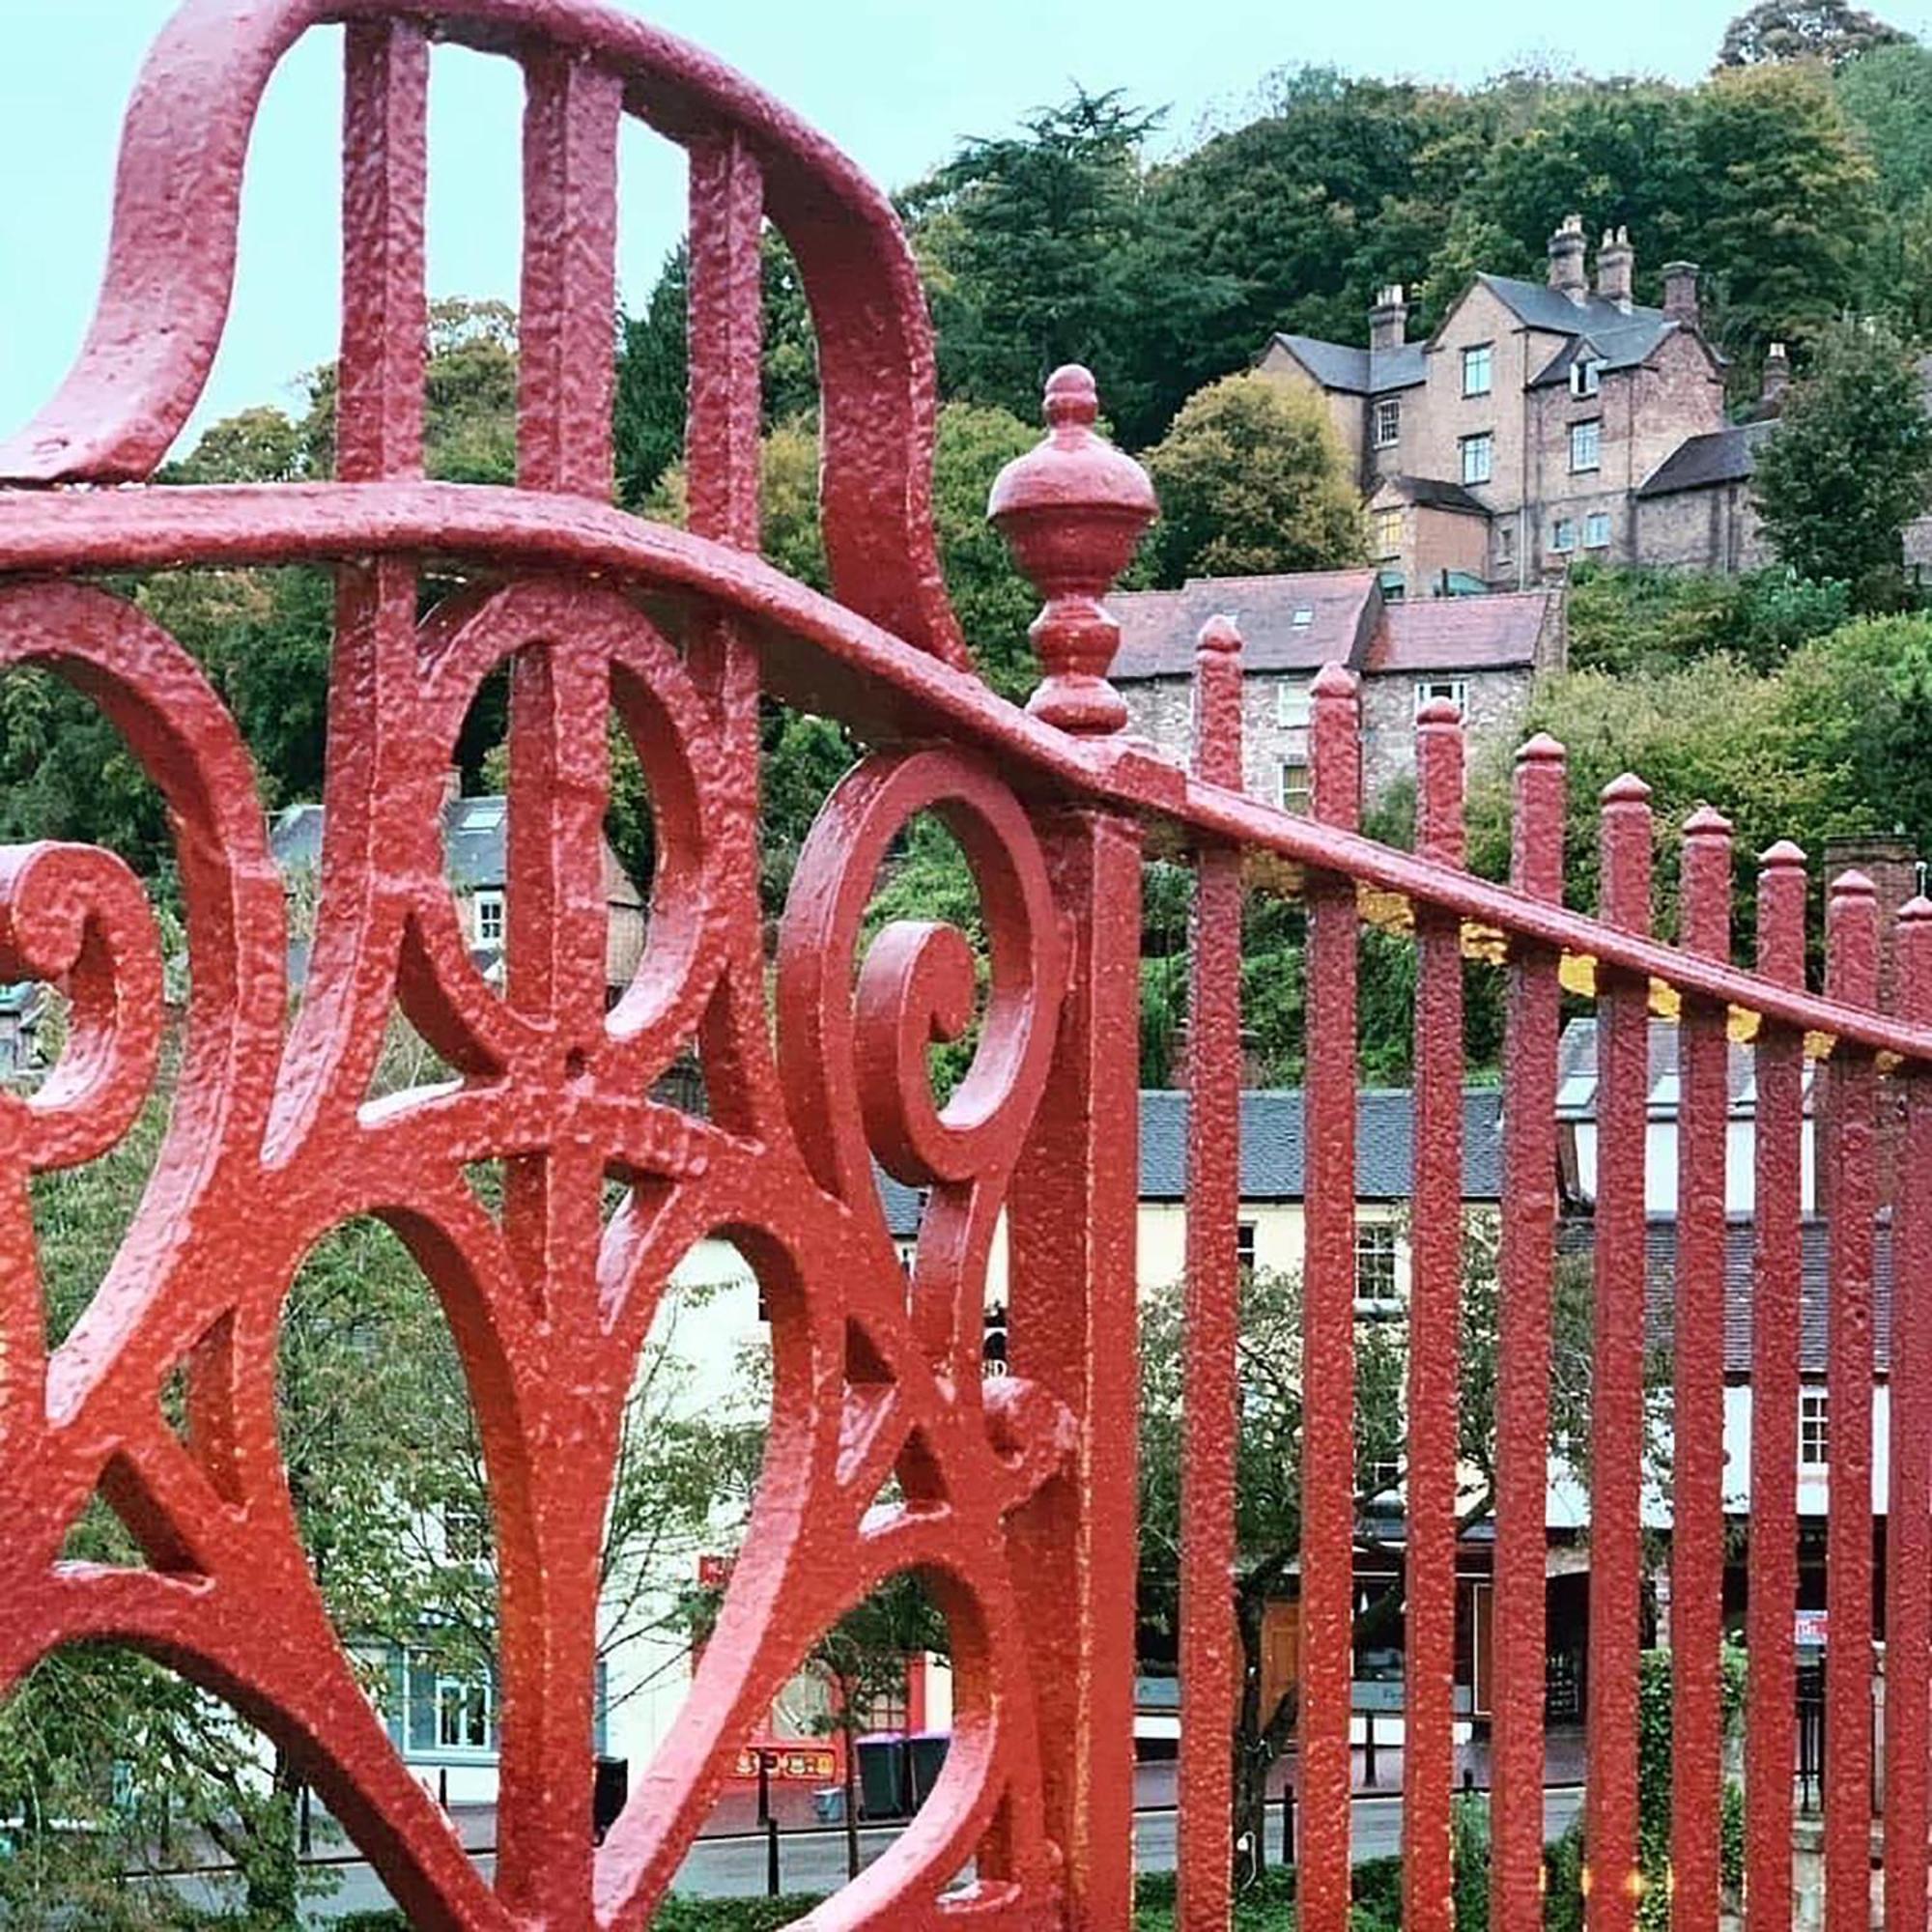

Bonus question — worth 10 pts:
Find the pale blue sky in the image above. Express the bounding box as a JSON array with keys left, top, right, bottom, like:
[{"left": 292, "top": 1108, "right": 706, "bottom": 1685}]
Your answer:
[{"left": 4, "top": 0, "right": 1928, "bottom": 458}]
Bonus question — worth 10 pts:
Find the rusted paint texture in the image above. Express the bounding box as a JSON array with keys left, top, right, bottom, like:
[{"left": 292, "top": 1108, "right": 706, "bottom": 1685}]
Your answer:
[{"left": 6, "top": 5, "right": 1932, "bottom": 1930}]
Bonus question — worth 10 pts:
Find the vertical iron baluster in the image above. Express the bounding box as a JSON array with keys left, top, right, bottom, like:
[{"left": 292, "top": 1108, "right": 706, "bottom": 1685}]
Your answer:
[
  {"left": 1179, "top": 615, "right": 1244, "bottom": 1930},
  {"left": 338, "top": 19, "right": 427, "bottom": 484},
  {"left": 1746, "top": 842, "right": 1806, "bottom": 1932},
  {"left": 1492, "top": 734, "right": 1566, "bottom": 1932},
  {"left": 1824, "top": 872, "right": 1878, "bottom": 1932},
  {"left": 686, "top": 131, "right": 764, "bottom": 552},
  {"left": 518, "top": 48, "right": 621, "bottom": 497},
  {"left": 1300, "top": 662, "right": 1360, "bottom": 1932},
  {"left": 1588, "top": 776, "right": 1651, "bottom": 1932},
  {"left": 1673, "top": 808, "right": 1732, "bottom": 1932},
  {"left": 1887, "top": 897, "right": 1932, "bottom": 1929},
  {"left": 1403, "top": 698, "right": 1465, "bottom": 1932}
]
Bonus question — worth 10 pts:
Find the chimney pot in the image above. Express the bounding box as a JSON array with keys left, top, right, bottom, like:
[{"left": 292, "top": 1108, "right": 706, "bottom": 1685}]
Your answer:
[
  {"left": 1760, "top": 340, "right": 1791, "bottom": 410},
  {"left": 1369, "top": 283, "right": 1407, "bottom": 352},
  {"left": 1662, "top": 261, "right": 1700, "bottom": 328},
  {"left": 1548, "top": 213, "right": 1587, "bottom": 303},
  {"left": 1596, "top": 226, "right": 1635, "bottom": 313}
]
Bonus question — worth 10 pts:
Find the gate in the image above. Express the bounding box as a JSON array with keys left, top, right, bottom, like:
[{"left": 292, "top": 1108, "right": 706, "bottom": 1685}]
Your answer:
[{"left": 0, "top": 4, "right": 1927, "bottom": 1930}]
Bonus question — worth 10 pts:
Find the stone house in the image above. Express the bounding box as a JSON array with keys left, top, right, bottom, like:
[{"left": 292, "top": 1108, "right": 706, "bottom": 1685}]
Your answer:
[
  {"left": 270, "top": 778, "right": 647, "bottom": 999},
  {"left": 1110, "top": 568, "right": 1565, "bottom": 808},
  {"left": 1258, "top": 217, "right": 1771, "bottom": 586}
]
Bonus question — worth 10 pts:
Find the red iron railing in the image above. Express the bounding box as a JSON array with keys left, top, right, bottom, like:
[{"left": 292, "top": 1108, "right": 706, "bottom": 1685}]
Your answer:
[{"left": 1, "top": 4, "right": 1929, "bottom": 1929}]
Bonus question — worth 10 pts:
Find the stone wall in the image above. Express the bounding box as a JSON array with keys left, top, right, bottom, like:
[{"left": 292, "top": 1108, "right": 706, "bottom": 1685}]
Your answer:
[
  {"left": 1122, "top": 663, "right": 1537, "bottom": 810},
  {"left": 1633, "top": 483, "right": 1767, "bottom": 573}
]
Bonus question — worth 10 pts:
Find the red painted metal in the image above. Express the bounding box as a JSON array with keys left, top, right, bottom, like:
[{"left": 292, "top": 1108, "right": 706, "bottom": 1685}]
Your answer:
[
  {"left": 1826, "top": 873, "right": 1880, "bottom": 1932},
  {"left": 1671, "top": 807, "right": 1732, "bottom": 1932},
  {"left": 1492, "top": 734, "right": 1565, "bottom": 1932},
  {"left": 9, "top": 6, "right": 1932, "bottom": 1928},
  {"left": 1402, "top": 698, "right": 1464, "bottom": 1932},
  {"left": 1178, "top": 616, "right": 1243, "bottom": 1930},
  {"left": 1745, "top": 841, "right": 1807, "bottom": 1932},
  {"left": 1300, "top": 664, "right": 1361, "bottom": 1932},
  {"left": 1887, "top": 897, "right": 1932, "bottom": 1931},
  {"left": 1588, "top": 776, "right": 1651, "bottom": 1932}
]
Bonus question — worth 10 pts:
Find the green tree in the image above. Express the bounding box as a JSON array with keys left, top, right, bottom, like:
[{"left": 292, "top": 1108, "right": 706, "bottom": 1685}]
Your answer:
[
  {"left": 1751, "top": 318, "right": 1932, "bottom": 602},
  {"left": 905, "top": 89, "right": 1161, "bottom": 429},
  {"left": 1719, "top": 0, "right": 1909, "bottom": 68},
  {"left": 1691, "top": 65, "right": 1879, "bottom": 367},
  {"left": 1564, "top": 562, "right": 1853, "bottom": 676},
  {"left": 1145, "top": 375, "right": 1367, "bottom": 585}
]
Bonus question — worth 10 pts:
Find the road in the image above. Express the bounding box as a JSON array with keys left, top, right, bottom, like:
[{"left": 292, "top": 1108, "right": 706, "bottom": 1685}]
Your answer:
[{"left": 203, "top": 1787, "right": 1583, "bottom": 1919}]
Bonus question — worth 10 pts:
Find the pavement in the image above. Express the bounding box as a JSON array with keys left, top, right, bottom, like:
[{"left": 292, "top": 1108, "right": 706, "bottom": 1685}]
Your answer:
[{"left": 149, "top": 1735, "right": 1593, "bottom": 1921}]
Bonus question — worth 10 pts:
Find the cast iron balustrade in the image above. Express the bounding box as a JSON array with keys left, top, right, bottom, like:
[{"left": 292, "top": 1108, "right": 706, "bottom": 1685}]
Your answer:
[{"left": 0, "top": 5, "right": 1927, "bottom": 1929}]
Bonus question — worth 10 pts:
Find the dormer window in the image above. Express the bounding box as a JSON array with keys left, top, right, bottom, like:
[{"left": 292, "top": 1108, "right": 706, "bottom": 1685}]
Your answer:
[{"left": 1571, "top": 355, "right": 1602, "bottom": 400}]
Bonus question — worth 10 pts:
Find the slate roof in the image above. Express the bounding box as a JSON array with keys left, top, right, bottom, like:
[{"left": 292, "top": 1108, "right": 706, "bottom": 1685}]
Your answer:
[
  {"left": 1555, "top": 1015, "right": 1817, "bottom": 1121},
  {"left": 1365, "top": 591, "right": 1556, "bottom": 674},
  {"left": 878, "top": 1086, "right": 1506, "bottom": 1237},
  {"left": 1558, "top": 1214, "right": 1895, "bottom": 1379},
  {"left": 270, "top": 794, "right": 517, "bottom": 891},
  {"left": 1137, "top": 1087, "right": 1505, "bottom": 1202},
  {"left": 1376, "top": 474, "right": 1490, "bottom": 516},
  {"left": 1267, "top": 334, "right": 1427, "bottom": 396},
  {"left": 1112, "top": 571, "right": 1381, "bottom": 680},
  {"left": 1474, "top": 274, "right": 1679, "bottom": 355},
  {"left": 1637, "top": 420, "right": 1776, "bottom": 499},
  {"left": 1526, "top": 317, "right": 1691, "bottom": 388}
]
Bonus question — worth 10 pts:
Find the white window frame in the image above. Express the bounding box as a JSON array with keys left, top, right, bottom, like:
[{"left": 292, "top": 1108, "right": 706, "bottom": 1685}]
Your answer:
[
  {"left": 474, "top": 890, "right": 505, "bottom": 946},
  {"left": 1495, "top": 522, "right": 1515, "bottom": 563},
  {"left": 1551, "top": 518, "right": 1577, "bottom": 554},
  {"left": 1373, "top": 396, "right": 1401, "bottom": 448},
  {"left": 1462, "top": 343, "right": 1493, "bottom": 398},
  {"left": 1353, "top": 1220, "right": 1402, "bottom": 1315},
  {"left": 435, "top": 1670, "right": 494, "bottom": 1754},
  {"left": 1583, "top": 511, "right": 1611, "bottom": 551},
  {"left": 1413, "top": 677, "right": 1468, "bottom": 718},
  {"left": 1236, "top": 1222, "right": 1258, "bottom": 1272},
  {"left": 1460, "top": 433, "right": 1493, "bottom": 486},
  {"left": 1276, "top": 680, "right": 1312, "bottom": 729},
  {"left": 1373, "top": 507, "right": 1403, "bottom": 557},
  {"left": 1800, "top": 1388, "right": 1830, "bottom": 1468},
  {"left": 1571, "top": 357, "right": 1601, "bottom": 400},
  {"left": 1570, "top": 418, "right": 1602, "bottom": 473},
  {"left": 1279, "top": 759, "right": 1311, "bottom": 815}
]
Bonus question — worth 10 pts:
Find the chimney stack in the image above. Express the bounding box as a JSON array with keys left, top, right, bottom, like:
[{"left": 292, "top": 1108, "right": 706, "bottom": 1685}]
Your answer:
[
  {"left": 1369, "top": 284, "right": 1406, "bottom": 352},
  {"left": 1760, "top": 340, "right": 1791, "bottom": 411},
  {"left": 1596, "top": 226, "right": 1634, "bottom": 312},
  {"left": 1547, "top": 213, "right": 1587, "bottom": 303},
  {"left": 1662, "top": 261, "right": 1701, "bottom": 328}
]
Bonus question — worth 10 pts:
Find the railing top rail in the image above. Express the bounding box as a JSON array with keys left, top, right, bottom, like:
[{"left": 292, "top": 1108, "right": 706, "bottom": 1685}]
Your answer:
[
  {"left": 0, "top": 0, "right": 966, "bottom": 665},
  {"left": 5, "top": 473, "right": 1926, "bottom": 1071}
]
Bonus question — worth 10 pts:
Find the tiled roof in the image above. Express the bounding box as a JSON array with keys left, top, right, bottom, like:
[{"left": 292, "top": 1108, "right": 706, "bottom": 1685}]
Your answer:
[
  {"left": 1111, "top": 571, "right": 1381, "bottom": 680},
  {"left": 1558, "top": 1214, "right": 1895, "bottom": 1378},
  {"left": 1364, "top": 591, "right": 1557, "bottom": 674},
  {"left": 1555, "top": 1015, "right": 1817, "bottom": 1121},
  {"left": 1138, "top": 1087, "right": 1505, "bottom": 1202},
  {"left": 1268, "top": 334, "right": 1427, "bottom": 396},
  {"left": 1637, "top": 421, "right": 1776, "bottom": 499}
]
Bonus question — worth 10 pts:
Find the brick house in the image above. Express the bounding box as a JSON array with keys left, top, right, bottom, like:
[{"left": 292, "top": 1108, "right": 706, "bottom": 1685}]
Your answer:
[
  {"left": 1258, "top": 216, "right": 1768, "bottom": 586},
  {"left": 1111, "top": 568, "right": 1564, "bottom": 807}
]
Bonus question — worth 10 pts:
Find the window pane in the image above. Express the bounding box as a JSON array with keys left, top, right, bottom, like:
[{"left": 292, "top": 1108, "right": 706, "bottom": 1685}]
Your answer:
[
  {"left": 1461, "top": 435, "right": 1492, "bottom": 485},
  {"left": 1462, "top": 345, "right": 1492, "bottom": 396},
  {"left": 1570, "top": 420, "right": 1600, "bottom": 471}
]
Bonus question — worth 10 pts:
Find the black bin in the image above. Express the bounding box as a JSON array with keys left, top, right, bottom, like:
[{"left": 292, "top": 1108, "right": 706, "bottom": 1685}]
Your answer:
[
  {"left": 855, "top": 1735, "right": 908, "bottom": 1819},
  {"left": 907, "top": 1732, "right": 950, "bottom": 1807},
  {"left": 592, "top": 1754, "right": 628, "bottom": 1843}
]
